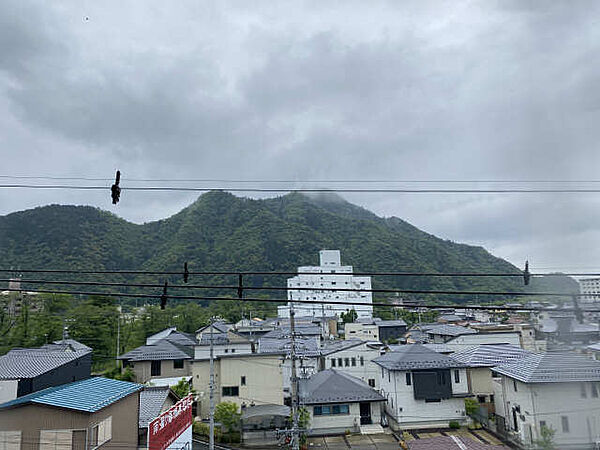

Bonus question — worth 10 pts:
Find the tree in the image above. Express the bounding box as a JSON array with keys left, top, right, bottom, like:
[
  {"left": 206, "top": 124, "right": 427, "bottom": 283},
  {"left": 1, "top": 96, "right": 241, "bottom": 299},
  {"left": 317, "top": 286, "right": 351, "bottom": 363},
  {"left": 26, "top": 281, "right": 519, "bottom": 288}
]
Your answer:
[
  {"left": 341, "top": 309, "right": 358, "bottom": 323},
  {"left": 171, "top": 378, "right": 196, "bottom": 398},
  {"left": 214, "top": 401, "right": 241, "bottom": 434},
  {"left": 534, "top": 425, "right": 556, "bottom": 450}
]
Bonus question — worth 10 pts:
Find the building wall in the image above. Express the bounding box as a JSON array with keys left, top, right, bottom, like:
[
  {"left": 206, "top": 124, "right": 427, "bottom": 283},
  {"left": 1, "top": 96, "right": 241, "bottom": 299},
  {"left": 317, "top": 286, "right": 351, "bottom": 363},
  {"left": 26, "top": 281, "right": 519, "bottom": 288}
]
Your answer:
[
  {"left": 0, "top": 380, "right": 18, "bottom": 404},
  {"left": 0, "top": 391, "right": 140, "bottom": 450},
  {"left": 380, "top": 367, "right": 468, "bottom": 429},
  {"left": 494, "top": 376, "right": 600, "bottom": 448},
  {"left": 194, "top": 342, "right": 252, "bottom": 360},
  {"left": 467, "top": 367, "right": 494, "bottom": 396},
  {"left": 192, "top": 355, "right": 285, "bottom": 418},
  {"left": 344, "top": 323, "right": 379, "bottom": 341},
  {"left": 379, "top": 325, "right": 407, "bottom": 342},
  {"left": 308, "top": 402, "right": 383, "bottom": 435},
  {"left": 324, "top": 344, "right": 381, "bottom": 389},
  {"left": 131, "top": 359, "right": 192, "bottom": 383}
]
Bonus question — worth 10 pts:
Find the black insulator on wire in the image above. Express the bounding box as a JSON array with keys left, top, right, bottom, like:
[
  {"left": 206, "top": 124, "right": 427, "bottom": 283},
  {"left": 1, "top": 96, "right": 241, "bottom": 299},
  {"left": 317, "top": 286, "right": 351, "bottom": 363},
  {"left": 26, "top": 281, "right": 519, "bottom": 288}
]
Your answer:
[{"left": 111, "top": 170, "right": 121, "bottom": 204}]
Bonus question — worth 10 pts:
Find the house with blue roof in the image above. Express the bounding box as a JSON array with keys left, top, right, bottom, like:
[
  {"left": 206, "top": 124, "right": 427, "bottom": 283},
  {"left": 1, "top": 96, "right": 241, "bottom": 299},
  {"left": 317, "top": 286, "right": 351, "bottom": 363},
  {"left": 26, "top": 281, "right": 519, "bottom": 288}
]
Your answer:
[{"left": 0, "top": 377, "right": 143, "bottom": 450}]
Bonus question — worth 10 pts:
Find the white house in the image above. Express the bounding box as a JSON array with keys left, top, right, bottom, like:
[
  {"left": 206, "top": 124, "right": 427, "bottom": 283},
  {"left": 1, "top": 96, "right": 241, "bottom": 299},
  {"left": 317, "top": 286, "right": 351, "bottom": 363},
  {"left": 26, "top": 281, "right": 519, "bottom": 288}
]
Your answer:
[
  {"left": 374, "top": 344, "right": 470, "bottom": 430},
  {"left": 278, "top": 250, "right": 373, "bottom": 320},
  {"left": 321, "top": 339, "right": 383, "bottom": 389},
  {"left": 493, "top": 352, "right": 600, "bottom": 449},
  {"left": 299, "top": 370, "right": 385, "bottom": 435}
]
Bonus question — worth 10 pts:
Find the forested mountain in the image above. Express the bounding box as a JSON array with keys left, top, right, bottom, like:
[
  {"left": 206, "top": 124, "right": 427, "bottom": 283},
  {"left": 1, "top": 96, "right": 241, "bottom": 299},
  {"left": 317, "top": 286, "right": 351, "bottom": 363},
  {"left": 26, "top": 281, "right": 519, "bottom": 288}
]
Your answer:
[{"left": 0, "top": 191, "right": 568, "bottom": 301}]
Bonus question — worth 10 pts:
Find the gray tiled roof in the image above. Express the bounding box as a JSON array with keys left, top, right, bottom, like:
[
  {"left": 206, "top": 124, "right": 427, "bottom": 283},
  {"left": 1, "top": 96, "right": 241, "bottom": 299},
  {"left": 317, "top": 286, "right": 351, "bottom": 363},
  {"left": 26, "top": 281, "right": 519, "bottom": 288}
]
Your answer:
[
  {"left": 119, "top": 339, "right": 193, "bottom": 361},
  {"left": 299, "top": 370, "right": 385, "bottom": 404},
  {"left": 260, "top": 325, "right": 321, "bottom": 340},
  {"left": 376, "top": 319, "right": 408, "bottom": 328},
  {"left": 139, "top": 386, "right": 177, "bottom": 428},
  {"left": 373, "top": 344, "right": 467, "bottom": 371},
  {"left": 195, "top": 322, "right": 231, "bottom": 334},
  {"left": 451, "top": 344, "right": 532, "bottom": 367},
  {"left": 51, "top": 339, "right": 92, "bottom": 351},
  {"left": 423, "top": 324, "right": 478, "bottom": 337},
  {"left": 493, "top": 352, "right": 600, "bottom": 383},
  {"left": 0, "top": 347, "right": 91, "bottom": 380}
]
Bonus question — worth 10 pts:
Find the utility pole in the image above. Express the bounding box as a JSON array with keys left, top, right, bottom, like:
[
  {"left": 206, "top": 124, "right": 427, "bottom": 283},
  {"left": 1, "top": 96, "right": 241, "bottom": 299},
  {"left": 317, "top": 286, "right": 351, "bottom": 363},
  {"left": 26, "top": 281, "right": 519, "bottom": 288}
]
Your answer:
[
  {"left": 289, "top": 303, "right": 300, "bottom": 450},
  {"left": 209, "top": 316, "right": 215, "bottom": 450},
  {"left": 116, "top": 303, "right": 121, "bottom": 368}
]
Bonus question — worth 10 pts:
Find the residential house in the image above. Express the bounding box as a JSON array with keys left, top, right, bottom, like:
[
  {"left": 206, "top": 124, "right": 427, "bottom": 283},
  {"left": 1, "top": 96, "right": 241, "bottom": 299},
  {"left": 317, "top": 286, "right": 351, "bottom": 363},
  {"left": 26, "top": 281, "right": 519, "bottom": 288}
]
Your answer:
[
  {"left": 233, "top": 318, "right": 276, "bottom": 340},
  {"left": 344, "top": 321, "right": 379, "bottom": 341},
  {"left": 470, "top": 323, "right": 546, "bottom": 352},
  {"left": 538, "top": 314, "right": 600, "bottom": 346},
  {"left": 299, "top": 370, "right": 385, "bottom": 435},
  {"left": 192, "top": 353, "right": 285, "bottom": 418},
  {"left": 0, "top": 377, "right": 143, "bottom": 450},
  {"left": 493, "top": 352, "right": 600, "bottom": 448},
  {"left": 443, "top": 331, "right": 522, "bottom": 352},
  {"left": 118, "top": 330, "right": 195, "bottom": 383},
  {"left": 450, "top": 344, "right": 532, "bottom": 408},
  {"left": 374, "top": 344, "right": 470, "bottom": 430},
  {"left": 195, "top": 321, "right": 232, "bottom": 343},
  {"left": 138, "top": 386, "right": 179, "bottom": 448},
  {"left": 321, "top": 339, "right": 383, "bottom": 389},
  {"left": 194, "top": 328, "right": 253, "bottom": 359},
  {"left": 0, "top": 341, "right": 92, "bottom": 403},
  {"left": 376, "top": 319, "right": 408, "bottom": 342}
]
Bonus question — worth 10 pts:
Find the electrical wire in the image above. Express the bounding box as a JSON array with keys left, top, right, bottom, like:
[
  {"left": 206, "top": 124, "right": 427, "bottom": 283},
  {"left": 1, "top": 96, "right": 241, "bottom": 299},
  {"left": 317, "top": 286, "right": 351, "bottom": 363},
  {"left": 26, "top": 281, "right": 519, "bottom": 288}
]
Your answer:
[
  {"left": 0, "top": 277, "right": 590, "bottom": 298},
  {"left": 2, "top": 287, "right": 598, "bottom": 312},
  {"left": 4, "top": 184, "right": 600, "bottom": 193}
]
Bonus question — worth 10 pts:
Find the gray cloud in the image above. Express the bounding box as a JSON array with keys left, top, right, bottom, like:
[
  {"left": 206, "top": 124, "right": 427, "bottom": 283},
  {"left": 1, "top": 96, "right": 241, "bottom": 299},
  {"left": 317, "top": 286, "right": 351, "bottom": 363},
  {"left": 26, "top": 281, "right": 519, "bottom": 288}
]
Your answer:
[{"left": 0, "top": 0, "right": 599, "bottom": 271}]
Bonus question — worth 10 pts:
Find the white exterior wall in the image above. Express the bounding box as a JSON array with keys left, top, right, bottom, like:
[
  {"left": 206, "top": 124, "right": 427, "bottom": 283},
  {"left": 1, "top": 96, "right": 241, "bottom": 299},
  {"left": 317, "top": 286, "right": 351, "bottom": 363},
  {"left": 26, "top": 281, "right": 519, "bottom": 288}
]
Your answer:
[
  {"left": 580, "top": 277, "right": 600, "bottom": 304},
  {"left": 445, "top": 333, "right": 521, "bottom": 352},
  {"left": 380, "top": 367, "right": 468, "bottom": 429},
  {"left": 494, "top": 375, "right": 600, "bottom": 448},
  {"left": 324, "top": 344, "right": 382, "bottom": 389},
  {"left": 345, "top": 323, "right": 379, "bottom": 341},
  {"left": 279, "top": 251, "right": 373, "bottom": 320},
  {"left": 308, "top": 402, "right": 383, "bottom": 435},
  {"left": 282, "top": 356, "right": 320, "bottom": 394},
  {"left": 194, "top": 342, "right": 252, "bottom": 359},
  {"left": 0, "top": 380, "right": 18, "bottom": 403}
]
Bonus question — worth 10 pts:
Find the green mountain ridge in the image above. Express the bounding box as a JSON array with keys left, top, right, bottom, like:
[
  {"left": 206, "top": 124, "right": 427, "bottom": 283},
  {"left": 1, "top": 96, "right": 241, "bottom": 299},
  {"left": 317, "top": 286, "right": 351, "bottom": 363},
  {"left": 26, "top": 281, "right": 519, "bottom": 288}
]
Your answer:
[{"left": 0, "top": 191, "right": 578, "bottom": 301}]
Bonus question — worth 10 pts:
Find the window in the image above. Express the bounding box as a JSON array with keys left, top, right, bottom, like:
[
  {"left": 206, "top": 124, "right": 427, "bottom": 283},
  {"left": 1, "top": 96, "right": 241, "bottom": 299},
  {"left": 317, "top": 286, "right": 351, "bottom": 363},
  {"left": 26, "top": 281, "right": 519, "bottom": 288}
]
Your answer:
[
  {"left": 454, "top": 370, "right": 460, "bottom": 384},
  {"left": 314, "top": 404, "right": 349, "bottom": 416},
  {"left": 151, "top": 360, "right": 161, "bottom": 376},
  {"left": 351, "top": 358, "right": 356, "bottom": 367},
  {"left": 231, "top": 349, "right": 236, "bottom": 353},
  {"left": 592, "top": 384, "right": 599, "bottom": 398},
  {"left": 40, "top": 430, "right": 72, "bottom": 450},
  {"left": 368, "top": 379, "right": 375, "bottom": 388},
  {"left": 173, "top": 359, "right": 184, "bottom": 369},
  {"left": 331, "top": 359, "right": 336, "bottom": 368},
  {"left": 360, "top": 356, "right": 364, "bottom": 366},
  {"left": 381, "top": 368, "right": 384, "bottom": 379},
  {"left": 406, "top": 373, "right": 411, "bottom": 386},
  {"left": 513, "top": 379, "right": 518, "bottom": 392},
  {"left": 477, "top": 395, "right": 486, "bottom": 403},
  {"left": 540, "top": 420, "right": 546, "bottom": 429},
  {"left": 241, "top": 376, "right": 246, "bottom": 386},
  {"left": 89, "top": 417, "right": 112, "bottom": 449},
  {"left": 338, "top": 358, "right": 343, "bottom": 367},
  {"left": 490, "top": 395, "right": 495, "bottom": 403},
  {"left": 561, "top": 416, "right": 569, "bottom": 433},
  {"left": 222, "top": 386, "right": 239, "bottom": 397},
  {"left": 425, "top": 398, "right": 441, "bottom": 403},
  {"left": 224, "top": 349, "right": 229, "bottom": 353},
  {"left": 388, "top": 370, "right": 391, "bottom": 382},
  {"left": 344, "top": 358, "right": 350, "bottom": 367},
  {"left": 0, "top": 431, "right": 21, "bottom": 450},
  {"left": 581, "top": 383, "right": 587, "bottom": 398}
]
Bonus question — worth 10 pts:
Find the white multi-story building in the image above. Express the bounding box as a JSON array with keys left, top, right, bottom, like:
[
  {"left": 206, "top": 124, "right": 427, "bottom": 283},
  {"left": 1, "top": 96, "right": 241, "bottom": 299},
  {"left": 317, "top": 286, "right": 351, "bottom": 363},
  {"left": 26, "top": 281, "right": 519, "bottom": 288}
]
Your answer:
[
  {"left": 278, "top": 250, "right": 373, "bottom": 320},
  {"left": 579, "top": 277, "right": 600, "bottom": 304}
]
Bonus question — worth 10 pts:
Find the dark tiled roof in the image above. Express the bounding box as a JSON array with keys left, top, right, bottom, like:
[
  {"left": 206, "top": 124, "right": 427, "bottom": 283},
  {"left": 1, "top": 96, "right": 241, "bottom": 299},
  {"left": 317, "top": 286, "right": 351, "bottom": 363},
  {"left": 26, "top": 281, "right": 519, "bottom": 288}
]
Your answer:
[
  {"left": 493, "top": 351, "right": 600, "bottom": 383},
  {"left": 373, "top": 344, "right": 467, "bottom": 371},
  {"left": 119, "top": 339, "right": 193, "bottom": 361},
  {"left": 0, "top": 347, "right": 91, "bottom": 380},
  {"left": 320, "top": 339, "right": 365, "bottom": 356},
  {"left": 51, "top": 339, "right": 92, "bottom": 351},
  {"left": 376, "top": 319, "right": 408, "bottom": 327},
  {"left": 139, "top": 386, "right": 178, "bottom": 428},
  {"left": 260, "top": 325, "right": 321, "bottom": 340},
  {"left": 195, "top": 322, "right": 231, "bottom": 334},
  {"left": 258, "top": 337, "right": 320, "bottom": 357},
  {"left": 299, "top": 370, "right": 385, "bottom": 404},
  {"left": 451, "top": 344, "right": 532, "bottom": 367},
  {"left": 0, "top": 377, "right": 143, "bottom": 412}
]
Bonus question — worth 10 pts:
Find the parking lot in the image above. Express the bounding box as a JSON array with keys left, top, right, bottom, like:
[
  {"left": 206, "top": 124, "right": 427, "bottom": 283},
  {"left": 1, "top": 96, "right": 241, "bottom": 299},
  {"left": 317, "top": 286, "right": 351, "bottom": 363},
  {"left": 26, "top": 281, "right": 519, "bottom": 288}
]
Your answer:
[{"left": 307, "top": 433, "right": 399, "bottom": 449}]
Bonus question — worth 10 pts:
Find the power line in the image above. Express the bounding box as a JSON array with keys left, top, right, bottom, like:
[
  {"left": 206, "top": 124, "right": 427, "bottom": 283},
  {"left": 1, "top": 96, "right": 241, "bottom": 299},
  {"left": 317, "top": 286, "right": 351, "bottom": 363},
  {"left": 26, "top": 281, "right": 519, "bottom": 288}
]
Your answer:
[
  {"left": 2, "top": 287, "right": 599, "bottom": 312},
  {"left": 4, "top": 184, "right": 600, "bottom": 193},
  {"left": 1, "top": 268, "right": 597, "bottom": 277}
]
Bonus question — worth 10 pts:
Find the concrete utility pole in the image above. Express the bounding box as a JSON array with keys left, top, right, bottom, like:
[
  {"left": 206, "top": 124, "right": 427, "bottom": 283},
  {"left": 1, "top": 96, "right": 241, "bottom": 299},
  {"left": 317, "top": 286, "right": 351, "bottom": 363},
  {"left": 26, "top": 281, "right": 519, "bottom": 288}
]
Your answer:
[
  {"left": 209, "top": 316, "right": 215, "bottom": 450},
  {"left": 116, "top": 304, "right": 121, "bottom": 368},
  {"left": 289, "top": 304, "right": 300, "bottom": 450}
]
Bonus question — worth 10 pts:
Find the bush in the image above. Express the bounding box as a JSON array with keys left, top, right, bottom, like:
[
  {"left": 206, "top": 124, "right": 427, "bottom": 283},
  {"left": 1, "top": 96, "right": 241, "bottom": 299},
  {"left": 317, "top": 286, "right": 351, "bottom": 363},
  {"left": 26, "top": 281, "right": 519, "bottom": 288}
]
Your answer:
[
  {"left": 449, "top": 421, "right": 461, "bottom": 429},
  {"left": 193, "top": 422, "right": 209, "bottom": 437}
]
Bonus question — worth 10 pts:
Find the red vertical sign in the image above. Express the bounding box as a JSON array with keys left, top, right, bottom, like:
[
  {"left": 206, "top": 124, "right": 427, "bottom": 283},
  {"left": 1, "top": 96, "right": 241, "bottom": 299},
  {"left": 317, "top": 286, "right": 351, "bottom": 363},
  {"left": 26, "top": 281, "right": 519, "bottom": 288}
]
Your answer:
[{"left": 148, "top": 394, "right": 193, "bottom": 450}]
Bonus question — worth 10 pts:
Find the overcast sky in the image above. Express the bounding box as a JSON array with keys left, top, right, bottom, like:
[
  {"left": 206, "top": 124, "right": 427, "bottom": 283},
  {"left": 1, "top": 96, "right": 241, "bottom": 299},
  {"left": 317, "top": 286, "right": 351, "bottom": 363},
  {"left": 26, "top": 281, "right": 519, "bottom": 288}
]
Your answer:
[{"left": 1, "top": 1, "right": 599, "bottom": 273}]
